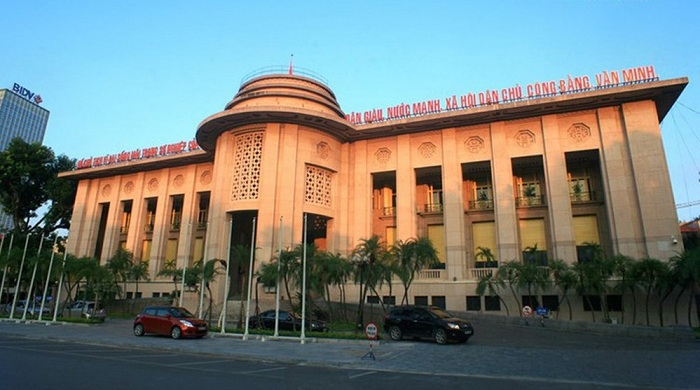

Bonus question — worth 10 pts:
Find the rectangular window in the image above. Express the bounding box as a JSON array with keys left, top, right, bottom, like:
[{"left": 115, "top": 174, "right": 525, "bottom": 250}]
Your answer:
[
  {"left": 542, "top": 295, "right": 559, "bottom": 311},
  {"left": 466, "top": 296, "right": 481, "bottom": 311},
  {"left": 197, "top": 192, "right": 210, "bottom": 229},
  {"left": 193, "top": 237, "right": 204, "bottom": 266},
  {"left": 141, "top": 239, "right": 152, "bottom": 262},
  {"left": 428, "top": 224, "right": 445, "bottom": 266},
  {"left": 170, "top": 195, "right": 183, "bottom": 231},
  {"left": 583, "top": 295, "right": 602, "bottom": 311},
  {"left": 145, "top": 198, "right": 157, "bottom": 232},
  {"left": 382, "top": 296, "right": 396, "bottom": 305},
  {"left": 120, "top": 200, "right": 132, "bottom": 234},
  {"left": 606, "top": 295, "right": 623, "bottom": 312},
  {"left": 431, "top": 296, "right": 446, "bottom": 310},
  {"left": 385, "top": 227, "right": 396, "bottom": 248},
  {"left": 414, "top": 296, "right": 428, "bottom": 306},
  {"left": 484, "top": 296, "right": 501, "bottom": 311},
  {"left": 519, "top": 218, "right": 547, "bottom": 265},
  {"left": 473, "top": 221, "right": 498, "bottom": 263},
  {"left": 366, "top": 295, "right": 380, "bottom": 304}
]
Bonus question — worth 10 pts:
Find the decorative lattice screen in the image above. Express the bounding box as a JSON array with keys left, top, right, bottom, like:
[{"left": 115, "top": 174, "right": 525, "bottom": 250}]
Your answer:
[
  {"left": 231, "top": 132, "right": 264, "bottom": 201},
  {"left": 305, "top": 165, "right": 332, "bottom": 207}
]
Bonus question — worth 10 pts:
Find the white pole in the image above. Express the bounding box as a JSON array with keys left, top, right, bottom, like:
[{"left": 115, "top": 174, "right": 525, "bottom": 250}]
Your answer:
[
  {"left": 198, "top": 222, "right": 208, "bottom": 319},
  {"left": 0, "top": 234, "right": 13, "bottom": 310},
  {"left": 179, "top": 223, "right": 190, "bottom": 307},
  {"left": 23, "top": 233, "right": 45, "bottom": 320},
  {"left": 273, "top": 216, "right": 282, "bottom": 338},
  {"left": 220, "top": 216, "right": 233, "bottom": 334},
  {"left": 243, "top": 217, "right": 256, "bottom": 340},
  {"left": 300, "top": 213, "right": 307, "bottom": 344},
  {"left": 10, "top": 234, "right": 31, "bottom": 319},
  {"left": 52, "top": 243, "right": 69, "bottom": 322},
  {"left": 39, "top": 235, "right": 59, "bottom": 321}
]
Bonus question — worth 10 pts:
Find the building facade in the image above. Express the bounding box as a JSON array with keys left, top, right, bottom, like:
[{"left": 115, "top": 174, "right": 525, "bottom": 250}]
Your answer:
[
  {"left": 61, "top": 68, "right": 690, "bottom": 323},
  {"left": 0, "top": 85, "right": 50, "bottom": 230}
]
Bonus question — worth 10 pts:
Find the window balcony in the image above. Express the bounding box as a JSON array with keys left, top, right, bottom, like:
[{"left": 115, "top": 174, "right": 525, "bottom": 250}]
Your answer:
[
  {"left": 516, "top": 196, "right": 546, "bottom": 207},
  {"left": 570, "top": 190, "right": 598, "bottom": 203},
  {"left": 422, "top": 203, "right": 444, "bottom": 213},
  {"left": 144, "top": 224, "right": 154, "bottom": 233},
  {"left": 468, "top": 199, "right": 494, "bottom": 210},
  {"left": 382, "top": 206, "right": 396, "bottom": 216}
]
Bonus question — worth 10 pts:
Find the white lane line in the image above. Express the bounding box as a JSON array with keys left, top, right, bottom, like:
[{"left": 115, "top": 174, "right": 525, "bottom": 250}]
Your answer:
[
  {"left": 169, "top": 359, "right": 235, "bottom": 367},
  {"left": 237, "top": 367, "right": 287, "bottom": 374},
  {"left": 349, "top": 371, "right": 377, "bottom": 380}
]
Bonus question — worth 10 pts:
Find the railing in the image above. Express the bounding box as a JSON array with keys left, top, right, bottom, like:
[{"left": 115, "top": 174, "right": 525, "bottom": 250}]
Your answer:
[
  {"left": 422, "top": 203, "right": 444, "bottom": 213},
  {"left": 382, "top": 207, "right": 396, "bottom": 216},
  {"left": 144, "top": 224, "right": 154, "bottom": 233},
  {"left": 570, "top": 191, "right": 598, "bottom": 203},
  {"left": 119, "top": 225, "right": 129, "bottom": 234},
  {"left": 417, "top": 269, "right": 444, "bottom": 279},
  {"left": 468, "top": 200, "right": 494, "bottom": 210},
  {"left": 516, "top": 196, "right": 546, "bottom": 207},
  {"left": 240, "top": 66, "right": 330, "bottom": 86},
  {"left": 470, "top": 268, "right": 495, "bottom": 279}
]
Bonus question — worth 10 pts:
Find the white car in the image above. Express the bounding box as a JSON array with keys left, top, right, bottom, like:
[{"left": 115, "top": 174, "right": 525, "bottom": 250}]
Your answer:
[{"left": 63, "top": 301, "right": 107, "bottom": 321}]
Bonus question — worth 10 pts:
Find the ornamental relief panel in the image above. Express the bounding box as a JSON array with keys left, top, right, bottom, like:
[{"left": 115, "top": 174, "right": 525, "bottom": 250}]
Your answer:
[
  {"left": 101, "top": 184, "right": 112, "bottom": 198},
  {"left": 147, "top": 178, "right": 159, "bottom": 193},
  {"left": 316, "top": 142, "right": 330, "bottom": 159},
  {"left": 464, "top": 136, "right": 484, "bottom": 154},
  {"left": 515, "top": 130, "right": 535, "bottom": 148},
  {"left": 418, "top": 142, "right": 437, "bottom": 158},
  {"left": 123, "top": 181, "right": 134, "bottom": 195},
  {"left": 200, "top": 170, "right": 212, "bottom": 185},
  {"left": 173, "top": 174, "right": 184, "bottom": 189},
  {"left": 568, "top": 123, "right": 591, "bottom": 142},
  {"left": 375, "top": 147, "right": 391, "bottom": 164}
]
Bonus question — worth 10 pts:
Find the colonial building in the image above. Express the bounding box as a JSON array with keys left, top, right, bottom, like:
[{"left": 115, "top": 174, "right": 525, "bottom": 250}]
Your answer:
[{"left": 60, "top": 66, "right": 689, "bottom": 322}]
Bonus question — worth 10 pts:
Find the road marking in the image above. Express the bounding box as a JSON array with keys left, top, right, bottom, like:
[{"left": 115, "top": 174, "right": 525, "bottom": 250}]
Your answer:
[
  {"left": 237, "top": 366, "right": 287, "bottom": 374},
  {"left": 349, "top": 371, "right": 377, "bottom": 379}
]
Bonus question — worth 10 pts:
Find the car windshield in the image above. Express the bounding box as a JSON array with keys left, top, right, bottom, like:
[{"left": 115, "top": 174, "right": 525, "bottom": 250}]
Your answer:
[
  {"left": 429, "top": 307, "right": 453, "bottom": 319},
  {"left": 168, "top": 307, "right": 195, "bottom": 318}
]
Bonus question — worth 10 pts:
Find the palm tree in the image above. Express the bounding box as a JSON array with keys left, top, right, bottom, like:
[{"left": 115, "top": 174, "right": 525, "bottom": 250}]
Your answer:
[
  {"left": 611, "top": 254, "right": 638, "bottom": 325},
  {"left": 393, "top": 236, "right": 439, "bottom": 305},
  {"left": 352, "top": 235, "right": 386, "bottom": 328},
  {"left": 548, "top": 259, "right": 577, "bottom": 320},
  {"left": 129, "top": 260, "right": 149, "bottom": 299},
  {"left": 157, "top": 259, "right": 182, "bottom": 298},
  {"left": 670, "top": 249, "right": 700, "bottom": 327},
  {"left": 476, "top": 272, "right": 509, "bottom": 316},
  {"left": 497, "top": 261, "right": 523, "bottom": 315},
  {"left": 632, "top": 258, "right": 668, "bottom": 326},
  {"left": 192, "top": 258, "right": 225, "bottom": 324},
  {"left": 474, "top": 246, "right": 497, "bottom": 267},
  {"left": 106, "top": 248, "right": 133, "bottom": 299}
]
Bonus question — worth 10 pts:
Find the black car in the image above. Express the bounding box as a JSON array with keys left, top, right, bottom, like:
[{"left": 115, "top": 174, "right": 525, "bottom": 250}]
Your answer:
[
  {"left": 248, "top": 309, "right": 328, "bottom": 332},
  {"left": 383, "top": 305, "right": 474, "bottom": 344}
]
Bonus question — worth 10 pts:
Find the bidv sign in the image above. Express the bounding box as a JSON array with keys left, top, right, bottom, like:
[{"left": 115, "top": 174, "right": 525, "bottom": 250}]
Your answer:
[{"left": 12, "top": 83, "right": 43, "bottom": 104}]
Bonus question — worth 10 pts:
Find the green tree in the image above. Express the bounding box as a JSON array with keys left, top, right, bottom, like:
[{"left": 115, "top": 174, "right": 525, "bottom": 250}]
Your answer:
[
  {"left": 351, "top": 235, "right": 386, "bottom": 328},
  {"left": 106, "top": 248, "right": 134, "bottom": 299},
  {"left": 632, "top": 258, "right": 668, "bottom": 326},
  {"left": 497, "top": 261, "right": 523, "bottom": 315},
  {"left": 157, "top": 259, "right": 183, "bottom": 297},
  {"left": 393, "top": 236, "right": 439, "bottom": 305},
  {"left": 611, "top": 254, "right": 638, "bottom": 325},
  {"left": 548, "top": 259, "right": 577, "bottom": 320},
  {"left": 670, "top": 249, "right": 700, "bottom": 326},
  {"left": 476, "top": 272, "right": 509, "bottom": 316},
  {"left": 0, "top": 138, "right": 77, "bottom": 235},
  {"left": 129, "top": 260, "right": 150, "bottom": 299}
]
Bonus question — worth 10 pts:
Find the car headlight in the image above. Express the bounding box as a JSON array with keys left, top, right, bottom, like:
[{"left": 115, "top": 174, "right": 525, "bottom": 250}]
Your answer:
[
  {"left": 180, "top": 320, "right": 194, "bottom": 328},
  {"left": 447, "top": 322, "right": 460, "bottom": 330}
]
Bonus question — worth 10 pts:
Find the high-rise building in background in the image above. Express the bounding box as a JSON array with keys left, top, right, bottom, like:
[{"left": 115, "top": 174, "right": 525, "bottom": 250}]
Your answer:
[{"left": 0, "top": 83, "right": 50, "bottom": 231}]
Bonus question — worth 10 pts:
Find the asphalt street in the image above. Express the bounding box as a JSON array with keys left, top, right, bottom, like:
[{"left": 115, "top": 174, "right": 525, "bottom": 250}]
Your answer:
[{"left": 0, "top": 316, "right": 698, "bottom": 389}]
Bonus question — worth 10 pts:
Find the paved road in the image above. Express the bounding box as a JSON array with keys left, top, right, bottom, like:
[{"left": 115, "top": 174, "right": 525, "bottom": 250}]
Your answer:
[{"left": 0, "top": 317, "right": 698, "bottom": 389}]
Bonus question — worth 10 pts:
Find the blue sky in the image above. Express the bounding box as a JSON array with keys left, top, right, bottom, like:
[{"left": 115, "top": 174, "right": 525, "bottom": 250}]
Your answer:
[{"left": 3, "top": 1, "right": 700, "bottom": 220}]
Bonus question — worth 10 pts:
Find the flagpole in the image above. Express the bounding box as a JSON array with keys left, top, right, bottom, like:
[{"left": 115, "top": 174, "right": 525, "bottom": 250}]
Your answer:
[
  {"left": 273, "top": 216, "right": 282, "bottom": 338},
  {"left": 300, "top": 213, "right": 307, "bottom": 344},
  {"left": 179, "top": 223, "right": 190, "bottom": 307},
  {"left": 243, "top": 217, "right": 256, "bottom": 340},
  {"left": 52, "top": 241, "right": 69, "bottom": 322},
  {"left": 0, "top": 234, "right": 13, "bottom": 311},
  {"left": 10, "top": 234, "right": 31, "bottom": 319},
  {"left": 39, "top": 235, "right": 59, "bottom": 321},
  {"left": 220, "top": 215, "right": 233, "bottom": 334},
  {"left": 23, "top": 233, "right": 45, "bottom": 320}
]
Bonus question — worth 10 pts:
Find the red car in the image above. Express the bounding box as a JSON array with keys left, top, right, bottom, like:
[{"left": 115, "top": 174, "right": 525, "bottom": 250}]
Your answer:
[{"left": 133, "top": 306, "right": 208, "bottom": 339}]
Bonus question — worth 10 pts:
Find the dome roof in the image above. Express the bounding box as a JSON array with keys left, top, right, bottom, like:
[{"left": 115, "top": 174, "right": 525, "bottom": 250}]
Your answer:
[{"left": 196, "top": 73, "right": 355, "bottom": 152}]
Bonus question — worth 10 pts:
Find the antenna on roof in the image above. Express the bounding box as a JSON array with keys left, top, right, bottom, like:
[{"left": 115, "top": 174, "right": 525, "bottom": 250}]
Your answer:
[{"left": 289, "top": 54, "right": 294, "bottom": 75}]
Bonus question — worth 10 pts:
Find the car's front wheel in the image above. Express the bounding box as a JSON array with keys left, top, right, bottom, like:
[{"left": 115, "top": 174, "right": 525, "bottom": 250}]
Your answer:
[
  {"left": 133, "top": 324, "right": 145, "bottom": 337},
  {"left": 434, "top": 328, "right": 447, "bottom": 345},
  {"left": 171, "top": 326, "right": 182, "bottom": 339},
  {"left": 388, "top": 325, "right": 403, "bottom": 341}
]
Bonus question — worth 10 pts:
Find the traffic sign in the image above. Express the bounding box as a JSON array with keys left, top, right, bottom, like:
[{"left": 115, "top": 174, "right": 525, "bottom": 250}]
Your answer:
[{"left": 364, "top": 322, "right": 378, "bottom": 340}]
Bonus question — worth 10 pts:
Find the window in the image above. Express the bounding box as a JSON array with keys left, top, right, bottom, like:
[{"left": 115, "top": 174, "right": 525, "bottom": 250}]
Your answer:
[
  {"left": 366, "top": 296, "right": 380, "bottom": 304},
  {"left": 521, "top": 295, "right": 539, "bottom": 309},
  {"left": 582, "top": 295, "right": 602, "bottom": 311},
  {"left": 382, "top": 296, "right": 396, "bottom": 305},
  {"left": 542, "top": 295, "right": 559, "bottom": 311},
  {"left": 414, "top": 296, "right": 428, "bottom": 306},
  {"left": 466, "top": 296, "right": 481, "bottom": 311},
  {"left": 144, "top": 198, "right": 157, "bottom": 232},
  {"left": 606, "top": 295, "right": 623, "bottom": 312},
  {"left": 170, "top": 195, "right": 183, "bottom": 231},
  {"left": 484, "top": 296, "right": 501, "bottom": 311},
  {"left": 431, "top": 296, "right": 446, "bottom": 310}
]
